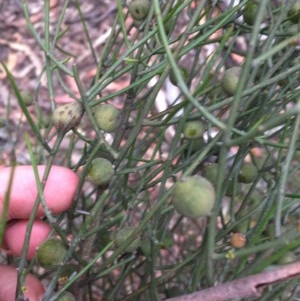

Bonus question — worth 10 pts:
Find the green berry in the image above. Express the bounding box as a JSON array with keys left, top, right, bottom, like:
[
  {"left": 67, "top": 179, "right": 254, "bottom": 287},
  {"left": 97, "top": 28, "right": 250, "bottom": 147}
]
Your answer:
[
  {"left": 238, "top": 163, "right": 258, "bottom": 183},
  {"left": 225, "top": 179, "right": 241, "bottom": 197},
  {"left": 183, "top": 121, "right": 205, "bottom": 140},
  {"left": 87, "top": 157, "right": 114, "bottom": 186},
  {"left": 128, "top": 0, "right": 151, "bottom": 21},
  {"left": 165, "top": 286, "right": 182, "bottom": 298},
  {"left": 221, "top": 67, "right": 242, "bottom": 96},
  {"left": 182, "top": 138, "right": 205, "bottom": 158},
  {"left": 288, "top": 1, "right": 300, "bottom": 23},
  {"left": 58, "top": 264, "right": 78, "bottom": 285},
  {"left": 275, "top": 251, "right": 297, "bottom": 265},
  {"left": 93, "top": 104, "right": 120, "bottom": 133},
  {"left": 243, "top": 1, "right": 259, "bottom": 25},
  {"left": 20, "top": 91, "right": 33, "bottom": 106},
  {"left": 52, "top": 101, "right": 84, "bottom": 133},
  {"left": 158, "top": 230, "right": 174, "bottom": 249},
  {"left": 202, "top": 163, "right": 218, "bottom": 185},
  {"left": 169, "top": 66, "right": 190, "bottom": 86},
  {"left": 172, "top": 175, "right": 215, "bottom": 218},
  {"left": 57, "top": 292, "right": 75, "bottom": 301},
  {"left": 36, "top": 238, "right": 67, "bottom": 269},
  {"left": 140, "top": 238, "right": 152, "bottom": 257},
  {"left": 111, "top": 227, "right": 141, "bottom": 253},
  {"left": 40, "top": 114, "right": 51, "bottom": 129},
  {"left": 249, "top": 190, "right": 264, "bottom": 208},
  {"left": 265, "top": 222, "right": 276, "bottom": 241}
]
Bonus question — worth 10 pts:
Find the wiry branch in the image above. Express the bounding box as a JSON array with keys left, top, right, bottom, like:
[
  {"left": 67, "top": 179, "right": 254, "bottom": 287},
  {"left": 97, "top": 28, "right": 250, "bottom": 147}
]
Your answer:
[{"left": 165, "top": 261, "right": 300, "bottom": 301}]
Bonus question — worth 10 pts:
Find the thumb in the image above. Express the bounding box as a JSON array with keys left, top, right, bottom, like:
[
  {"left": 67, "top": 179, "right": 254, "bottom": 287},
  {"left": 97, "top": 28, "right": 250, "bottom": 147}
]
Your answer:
[{"left": 0, "top": 265, "right": 44, "bottom": 301}]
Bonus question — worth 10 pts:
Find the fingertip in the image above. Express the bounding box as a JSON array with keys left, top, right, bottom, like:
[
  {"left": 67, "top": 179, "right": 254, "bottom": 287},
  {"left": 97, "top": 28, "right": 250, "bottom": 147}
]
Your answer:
[
  {"left": 44, "top": 166, "right": 79, "bottom": 215},
  {"left": 4, "top": 220, "right": 51, "bottom": 260},
  {"left": 0, "top": 165, "right": 79, "bottom": 220},
  {"left": 0, "top": 265, "right": 44, "bottom": 301}
]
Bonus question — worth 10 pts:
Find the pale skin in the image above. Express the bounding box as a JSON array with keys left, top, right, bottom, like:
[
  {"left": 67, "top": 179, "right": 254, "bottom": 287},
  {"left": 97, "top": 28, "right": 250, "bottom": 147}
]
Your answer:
[{"left": 0, "top": 166, "right": 79, "bottom": 301}]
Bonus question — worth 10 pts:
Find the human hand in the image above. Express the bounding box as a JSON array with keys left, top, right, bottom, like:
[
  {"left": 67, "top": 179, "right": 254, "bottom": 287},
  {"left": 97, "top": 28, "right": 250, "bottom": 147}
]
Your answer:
[{"left": 0, "top": 165, "right": 78, "bottom": 301}]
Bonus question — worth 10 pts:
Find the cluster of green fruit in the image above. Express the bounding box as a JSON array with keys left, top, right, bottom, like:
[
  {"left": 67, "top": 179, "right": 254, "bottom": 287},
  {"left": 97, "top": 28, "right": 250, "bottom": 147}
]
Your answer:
[
  {"left": 243, "top": 1, "right": 300, "bottom": 25},
  {"left": 51, "top": 103, "right": 120, "bottom": 185},
  {"left": 52, "top": 102, "right": 120, "bottom": 134},
  {"left": 171, "top": 161, "right": 259, "bottom": 220},
  {"left": 128, "top": 0, "right": 151, "bottom": 21},
  {"left": 35, "top": 238, "right": 76, "bottom": 300}
]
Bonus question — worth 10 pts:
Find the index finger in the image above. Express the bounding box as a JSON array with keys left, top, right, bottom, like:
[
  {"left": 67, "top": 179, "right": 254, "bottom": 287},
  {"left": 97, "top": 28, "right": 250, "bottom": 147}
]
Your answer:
[{"left": 0, "top": 166, "right": 79, "bottom": 221}]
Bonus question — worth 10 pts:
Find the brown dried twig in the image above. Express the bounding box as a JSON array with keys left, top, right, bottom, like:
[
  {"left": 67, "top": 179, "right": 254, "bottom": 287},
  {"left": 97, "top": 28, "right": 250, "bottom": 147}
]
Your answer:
[{"left": 165, "top": 261, "right": 300, "bottom": 301}]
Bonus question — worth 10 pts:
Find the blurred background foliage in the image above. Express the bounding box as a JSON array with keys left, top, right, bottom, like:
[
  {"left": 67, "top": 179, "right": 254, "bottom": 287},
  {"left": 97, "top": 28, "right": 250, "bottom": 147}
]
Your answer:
[{"left": 1, "top": 0, "right": 300, "bottom": 300}]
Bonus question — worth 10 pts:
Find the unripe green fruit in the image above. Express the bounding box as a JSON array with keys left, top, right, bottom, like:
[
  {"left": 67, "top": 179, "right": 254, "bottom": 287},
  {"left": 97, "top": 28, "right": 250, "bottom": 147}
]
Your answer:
[
  {"left": 169, "top": 66, "right": 190, "bottom": 86},
  {"left": 221, "top": 67, "right": 242, "bottom": 96},
  {"left": 238, "top": 163, "right": 258, "bottom": 183},
  {"left": 275, "top": 251, "right": 297, "bottom": 265},
  {"left": 288, "top": 1, "right": 300, "bottom": 23},
  {"left": 40, "top": 114, "right": 51, "bottom": 129},
  {"left": 36, "top": 238, "right": 67, "bottom": 269},
  {"left": 165, "top": 286, "right": 182, "bottom": 298},
  {"left": 243, "top": 1, "right": 259, "bottom": 25},
  {"left": 172, "top": 175, "right": 215, "bottom": 218},
  {"left": 225, "top": 179, "right": 241, "bottom": 197},
  {"left": 58, "top": 264, "right": 78, "bottom": 285},
  {"left": 182, "top": 138, "right": 205, "bottom": 158},
  {"left": 158, "top": 230, "right": 174, "bottom": 249},
  {"left": 57, "top": 292, "right": 75, "bottom": 301},
  {"left": 93, "top": 104, "right": 120, "bottom": 132},
  {"left": 20, "top": 91, "right": 33, "bottom": 106},
  {"left": 249, "top": 190, "right": 264, "bottom": 208},
  {"left": 140, "top": 238, "right": 152, "bottom": 257},
  {"left": 183, "top": 121, "right": 205, "bottom": 140},
  {"left": 202, "top": 163, "right": 218, "bottom": 185},
  {"left": 111, "top": 227, "right": 141, "bottom": 252},
  {"left": 128, "top": 0, "right": 150, "bottom": 21},
  {"left": 87, "top": 157, "right": 114, "bottom": 186},
  {"left": 52, "top": 101, "right": 84, "bottom": 132}
]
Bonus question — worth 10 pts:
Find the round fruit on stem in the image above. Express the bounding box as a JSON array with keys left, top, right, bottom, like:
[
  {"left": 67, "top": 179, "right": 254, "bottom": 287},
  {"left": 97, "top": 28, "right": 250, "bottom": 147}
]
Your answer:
[
  {"left": 93, "top": 104, "right": 120, "bottom": 133},
  {"left": 220, "top": 67, "right": 242, "bottom": 96},
  {"left": 202, "top": 163, "right": 218, "bottom": 185},
  {"left": 288, "top": 0, "right": 300, "bottom": 23},
  {"left": 238, "top": 163, "right": 258, "bottom": 183},
  {"left": 128, "top": 0, "right": 151, "bottom": 21},
  {"left": 225, "top": 179, "right": 241, "bottom": 197},
  {"left": 172, "top": 175, "right": 215, "bottom": 218},
  {"left": 36, "top": 238, "right": 67, "bottom": 269},
  {"left": 243, "top": 1, "right": 259, "bottom": 25},
  {"left": 57, "top": 292, "right": 75, "bottom": 301},
  {"left": 111, "top": 227, "right": 141, "bottom": 253},
  {"left": 158, "top": 229, "right": 174, "bottom": 249},
  {"left": 230, "top": 232, "right": 247, "bottom": 249},
  {"left": 275, "top": 251, "right": 297, "bottom": 265},
  {"left": 87, "top": 157, "right": 114, "bottom": 186},
  {"left": 52, "top": 101, "right": 84, "bottom": 133},
  {"left": 140, "top": 237, "right": 152, "bottom": 257},
  {"left": 58, "top": 264, "right": 78, "bottom": 285},
  {"left": 183, "top": 120, "right": 205, "bottom": 140},
  {"left": 169, "top": 65, "right": 190, "bottom": 87},
  {"left": 20, "top": 91, "right": 33, "bottom": 106}
]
